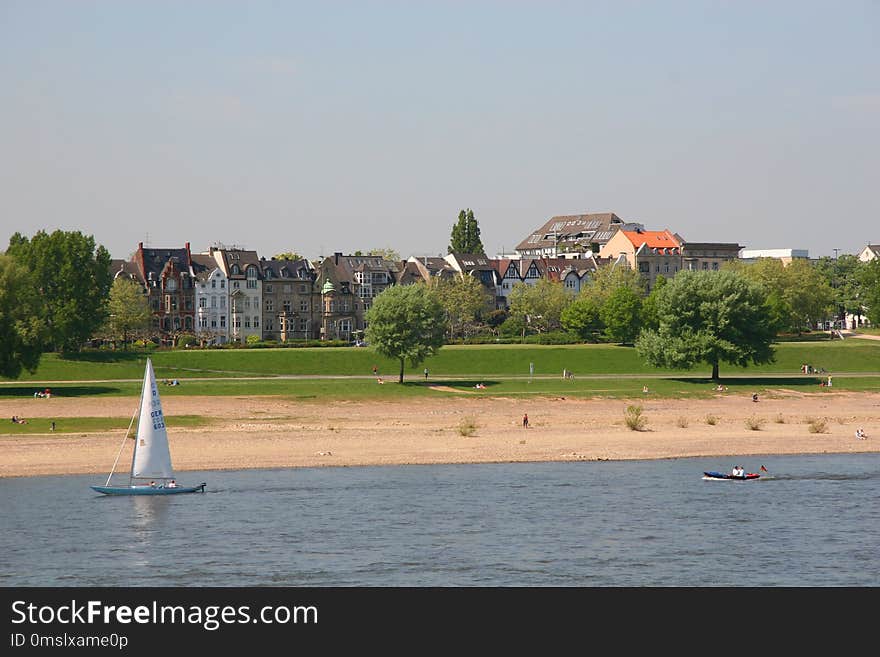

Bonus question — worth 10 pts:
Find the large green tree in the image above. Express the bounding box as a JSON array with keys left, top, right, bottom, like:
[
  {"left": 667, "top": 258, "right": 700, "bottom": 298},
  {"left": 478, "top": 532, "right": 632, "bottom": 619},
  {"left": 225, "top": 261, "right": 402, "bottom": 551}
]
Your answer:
[
  {"left": 448, "top": 208, "right": 485, "bottom": 254},
  {"left": 560, "top": 296, "right": 602, "bottom": 341},
  {"left": 105, "top": 277, "right": 151, "bottom": 348},
  {"left": 365, "top": 283, "right": 446, "bottom": 383},
  {"left": 635, "top": 270, "right": 776, "bottom": 380},
  {"left": 859, "top": 259, "right": 880, "bottom": 327},
  {"left": 600, "top": 284, "right": 643, "bottom": 344},
  {"left": 0, "top": 255, "right": 45, "bottom": 378},
  {"left": 7, "top": 230, "right": 112, "bottom": 352}
]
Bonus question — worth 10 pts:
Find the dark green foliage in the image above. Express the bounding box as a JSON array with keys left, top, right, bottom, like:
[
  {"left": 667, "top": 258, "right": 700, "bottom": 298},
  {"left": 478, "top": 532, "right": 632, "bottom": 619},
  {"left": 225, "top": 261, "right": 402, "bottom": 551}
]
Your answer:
[
  {"left": 0, "top": 255, "right": 45, "bottom": 378},
  {"left": 365, "top": 284, "right": 446, "bottom": 383},
  {"left": 7, "top": 230, "right": 112, "bottom": 353},
  {"left": 448, "top": 208, "right": 485, "bottom": 255},
  {"left": 635, "top": 270, "right": 776, "bottom": 379}
]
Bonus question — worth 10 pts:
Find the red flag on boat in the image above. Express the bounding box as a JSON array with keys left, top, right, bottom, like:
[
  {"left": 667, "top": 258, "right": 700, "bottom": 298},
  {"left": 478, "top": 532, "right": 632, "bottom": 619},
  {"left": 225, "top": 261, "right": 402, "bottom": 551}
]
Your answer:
[{"left": 760, "top": 465, "right": 768, "bottom": 472}]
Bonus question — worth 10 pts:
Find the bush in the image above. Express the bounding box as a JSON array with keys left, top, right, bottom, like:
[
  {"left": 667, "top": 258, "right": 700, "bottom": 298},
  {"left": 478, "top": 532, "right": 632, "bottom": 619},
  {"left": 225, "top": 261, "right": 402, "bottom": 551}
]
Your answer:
[
  {"left": 745, "top": 415, "right": 765, "bottom": 431},
  {"left": 458, "top": 416, "right": 478, "bottom": 437},
  {"left": 624, "top": 405, "right": 648, "bottom": 431},
  {"left": 807, "top": 417, "right": 828, "bottom": 434},
  {"left": 676, "top": 416, "right": 689, "bottom": 428},
  {"left": 774, "top": 413, "right": 786, "bottom": 424},
  {"left": 705, "top": 414, "right": 719, "bottom": 426}
]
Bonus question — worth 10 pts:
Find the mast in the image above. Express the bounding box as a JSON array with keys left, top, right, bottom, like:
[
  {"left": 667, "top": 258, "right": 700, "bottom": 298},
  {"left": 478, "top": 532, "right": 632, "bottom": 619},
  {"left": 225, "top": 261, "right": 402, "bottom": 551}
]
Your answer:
[{"left": 127, "top": 359, "right": 150, "bottom": 486}]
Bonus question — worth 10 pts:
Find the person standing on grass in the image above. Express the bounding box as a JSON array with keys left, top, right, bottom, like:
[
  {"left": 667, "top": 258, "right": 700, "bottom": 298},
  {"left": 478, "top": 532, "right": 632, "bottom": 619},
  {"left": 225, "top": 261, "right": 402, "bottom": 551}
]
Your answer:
[{"left": 424, "top": 368, "right": 429, "bottom": 380}]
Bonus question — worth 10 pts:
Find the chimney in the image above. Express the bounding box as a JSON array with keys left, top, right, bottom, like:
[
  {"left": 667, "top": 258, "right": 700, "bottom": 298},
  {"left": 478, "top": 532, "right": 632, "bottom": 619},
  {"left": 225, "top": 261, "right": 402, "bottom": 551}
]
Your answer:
[{"left": 335, "top": 252, "right": 341, "bottom": 265}]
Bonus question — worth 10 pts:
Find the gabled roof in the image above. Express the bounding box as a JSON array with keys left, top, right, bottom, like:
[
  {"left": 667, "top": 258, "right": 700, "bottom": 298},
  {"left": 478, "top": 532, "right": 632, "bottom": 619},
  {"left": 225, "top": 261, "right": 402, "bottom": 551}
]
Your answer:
[
  {"left": 190, "top": 253, "right": 221, "bottom": 282},
  {"left": 110, "top": 259, "right": 144, "bottom": 284},
  {"left": 212, "top": 248, "right": 261, "bottom": 279}
]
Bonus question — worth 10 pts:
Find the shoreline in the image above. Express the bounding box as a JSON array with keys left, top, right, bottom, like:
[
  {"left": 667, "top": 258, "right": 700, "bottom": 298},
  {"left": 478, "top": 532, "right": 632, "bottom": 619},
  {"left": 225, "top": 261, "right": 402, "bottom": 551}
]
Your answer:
[{"left": 1, "top": 392, "right": 878, "bottom": 479}]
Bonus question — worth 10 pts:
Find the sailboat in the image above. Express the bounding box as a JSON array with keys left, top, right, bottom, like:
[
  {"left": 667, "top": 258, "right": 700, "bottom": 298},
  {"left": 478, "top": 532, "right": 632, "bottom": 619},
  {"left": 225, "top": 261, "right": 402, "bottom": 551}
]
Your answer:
[{"left": 91, "top": 358, "right": 206, "bottom": 495}]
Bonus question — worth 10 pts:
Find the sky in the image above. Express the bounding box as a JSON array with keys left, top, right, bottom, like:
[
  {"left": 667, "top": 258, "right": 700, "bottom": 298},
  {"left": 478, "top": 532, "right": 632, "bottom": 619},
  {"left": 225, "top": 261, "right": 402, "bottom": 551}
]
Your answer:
[{"left": 1, "top": 1, "right": 878, "bottom": 261}]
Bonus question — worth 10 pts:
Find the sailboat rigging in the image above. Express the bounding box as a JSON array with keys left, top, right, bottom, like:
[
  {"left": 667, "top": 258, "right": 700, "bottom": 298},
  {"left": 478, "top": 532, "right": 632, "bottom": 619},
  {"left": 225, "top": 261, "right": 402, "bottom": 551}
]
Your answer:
[{"left": 91, "top": 358, "right": 206, "bottom": 496}]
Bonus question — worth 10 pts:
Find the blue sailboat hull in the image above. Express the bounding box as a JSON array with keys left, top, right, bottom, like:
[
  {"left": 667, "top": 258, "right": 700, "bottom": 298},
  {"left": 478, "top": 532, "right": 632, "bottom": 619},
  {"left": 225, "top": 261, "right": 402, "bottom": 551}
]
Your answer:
[{"left": 91, "top": 483, "right": 206, "bottom": 496}]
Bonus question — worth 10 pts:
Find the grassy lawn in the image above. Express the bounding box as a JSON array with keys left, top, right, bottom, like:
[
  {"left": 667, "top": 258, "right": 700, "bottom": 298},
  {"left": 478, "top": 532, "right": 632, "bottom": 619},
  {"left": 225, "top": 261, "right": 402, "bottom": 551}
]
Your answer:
[{"left": 3, "top": 340, "right": 880, "bottom": 383}]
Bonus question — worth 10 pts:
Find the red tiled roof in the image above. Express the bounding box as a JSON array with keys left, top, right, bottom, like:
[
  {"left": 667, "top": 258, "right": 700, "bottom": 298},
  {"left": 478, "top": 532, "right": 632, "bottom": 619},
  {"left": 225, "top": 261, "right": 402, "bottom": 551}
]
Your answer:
[{"left": 620, "top": 229, "right": 681, "bottom": 251}]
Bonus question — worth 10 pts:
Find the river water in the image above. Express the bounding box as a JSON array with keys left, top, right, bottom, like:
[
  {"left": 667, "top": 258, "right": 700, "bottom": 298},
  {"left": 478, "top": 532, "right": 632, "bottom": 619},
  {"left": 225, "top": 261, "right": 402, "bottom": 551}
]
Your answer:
[{"left": 2, "top": 453, "right": 878, "bottom": 586}]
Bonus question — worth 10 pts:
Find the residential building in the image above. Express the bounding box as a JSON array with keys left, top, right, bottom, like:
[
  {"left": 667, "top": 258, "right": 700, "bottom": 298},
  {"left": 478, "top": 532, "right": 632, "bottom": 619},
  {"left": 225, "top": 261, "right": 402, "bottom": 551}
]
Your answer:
[
  {"left": 857, "top": 244, "right": 880, "bottom": 263},
  {"left": 191, "top": 253, "right": 229, "bottom": 345},
  {"left": 444, "top": 253, "right": 504, "bottom": 308},
  {"left": 315, "top": 253, "right": 400, "bottom": 341},
  {"left": 598, "top": 229, "right": 683, "bottom": 289},
  {"left": 680, "top": 241, "right": 743, "bottom": 272},
  {"left": 259, "top": 257, "right": 319, "bottom": 341},
  {"left": 514, "top": 212, "right": 643, "bottom": 258},
  {"left": 494, "top": 256, "right": 588, "bottom": 307},
  {"left": 398, "top": 256, "right": 458, "bottom": 285},
  {"left": 211, "top": 247, "right": 263, "bottom": 344},
  {"left": 132, "top": 242, "right": 196, "bottom": 345}
]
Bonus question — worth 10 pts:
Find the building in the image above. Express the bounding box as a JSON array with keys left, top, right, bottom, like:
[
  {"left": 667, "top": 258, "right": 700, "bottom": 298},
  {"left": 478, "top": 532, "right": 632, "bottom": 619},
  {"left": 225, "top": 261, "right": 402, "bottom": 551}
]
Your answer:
[
  {"left": 398, "top": 256, "right": 458, "bottom": 285},
  {"left": 132, "top": 242, "right": 196, "bottom": 345},
  {"left": 191, "top": 253, "right": 229, "bottom": 345},
  {"left": 210, "top": 247, "right": 263, "bottom": 344},
  {"left": 857, "top": 244, "right": 880, "bottom": 263},
  {"left": 739, "top": 248, "right": 809, "bottom": 265},
  {"left": 494, "top": 256, "right": 588, "bottom": 308},
  {"left": 598, "top": 229, "right": 683, "bottom": 289},
  {"left": 444, "top": 253, "right": 504, "bottom": 308},
  {"left": 259, "top": 257, "right": 318, "bottom": 341},
  {"left": 315, "top": 252, "right": 400, "bottom": 341},
  {"left": 680, "top": 241, "right": 743, "bottom": 272},
  {"left": 514, "top": 212, "right": 643, "bottom": 258}
]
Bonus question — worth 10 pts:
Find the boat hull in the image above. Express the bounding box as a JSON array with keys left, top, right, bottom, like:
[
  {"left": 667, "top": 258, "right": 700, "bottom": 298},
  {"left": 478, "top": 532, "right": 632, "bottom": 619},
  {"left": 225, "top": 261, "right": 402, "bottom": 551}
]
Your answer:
[
  {"left": 91, "top": 483, "right": 206, "bottom": 496},
  {"left": 702, "top": 471, "right": 760, "bottom": 481}
]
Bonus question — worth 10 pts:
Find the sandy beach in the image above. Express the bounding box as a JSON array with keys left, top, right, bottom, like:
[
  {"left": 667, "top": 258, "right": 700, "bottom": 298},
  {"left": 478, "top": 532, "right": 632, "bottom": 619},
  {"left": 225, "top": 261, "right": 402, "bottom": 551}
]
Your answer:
[{"left": 1, "top": 388, "right": 878, "bottom": 478}]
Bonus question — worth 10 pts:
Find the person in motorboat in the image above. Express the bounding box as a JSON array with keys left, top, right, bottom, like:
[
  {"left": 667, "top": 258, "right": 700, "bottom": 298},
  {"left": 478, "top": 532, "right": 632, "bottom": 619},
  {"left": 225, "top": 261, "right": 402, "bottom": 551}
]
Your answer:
[
  {"left": 167, "top": 479, "right": 178, "bottom": 488},
  {"left": 730, "top": 466, "right": 744, "bottom": 477}
]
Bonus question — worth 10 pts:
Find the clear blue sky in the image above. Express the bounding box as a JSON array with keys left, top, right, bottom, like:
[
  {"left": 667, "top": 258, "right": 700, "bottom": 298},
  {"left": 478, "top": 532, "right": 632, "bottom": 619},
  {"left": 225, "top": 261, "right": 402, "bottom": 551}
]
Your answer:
[{"left": 2, "top": 1, "right": 877, "bottom": 260}]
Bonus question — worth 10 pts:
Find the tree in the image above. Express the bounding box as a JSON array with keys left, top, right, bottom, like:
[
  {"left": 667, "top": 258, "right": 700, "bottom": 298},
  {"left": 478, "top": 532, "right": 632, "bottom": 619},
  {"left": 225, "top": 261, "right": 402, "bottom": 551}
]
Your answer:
[
  {"left": 859, "top": 259, "right": 880, "bottom": 327},
  {"left": 814, "top": 254, "right": 865, "bottom": 322},
  {"left": 580, "top": 264, "right": 647, "bottom": 307},
  {"left": 0, "top": 255, "right": 45, "bottom": 378},
  {"left": 635, "top": 270, "right": 776, "bottom": 380},
  {"left": 430, "top": 275, "right": 492, "bottom": 339},
  {"left": 448, "top": 208, "right": 485, "bottom": 255},
  {"left": 365, "top": 284, "right": 446, "bottom": 383},
  {"left": 640, "top": 274, "right": 668, "bottom": 332},
  {"left": 105, "top": 277, "right": 151, "bottom": 348},
  {"left": 6, "top": 230, "right": 112, "bottom": 352},
  {"left": 368, "top": 248, "right": 401, "bottom": 262},
  {"left": 728, "top": 257, "right": 833, "bottom": 333},
  {"left": 273, "top": 251, "right": 303, "bottom": 261},
  {"left": 507, "top": 279, "right": 572, "bottom": 334},
  {"left": 600, "top": 285, "right": 643, "bottom": 344},
  {"left": 560, "top": 296, "right": 603, "bottom": 341}
]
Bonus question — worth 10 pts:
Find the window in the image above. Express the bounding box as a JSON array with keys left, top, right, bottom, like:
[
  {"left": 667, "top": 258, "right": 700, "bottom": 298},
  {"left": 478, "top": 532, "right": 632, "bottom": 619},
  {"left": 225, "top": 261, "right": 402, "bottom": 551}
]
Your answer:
[
  {"left": 299, "top": 319, "right": 307, "bottom": 331},
  {"left": 712, "top": 262, "right": 719, "bottom": 270},
  {"left": 173, "top": 317, "right": 181, "bottom": 330},
  {"left": 199, "top": 298, "right": 207, "bottom": 309},
  {"left": 185, "top": 317, "right": 192, "bottom": 330},
  {"left": 655, "top": 265, "right": 660, "bottom": 273},
  {"left": 211, "top": 319, "right": 217, "bottom": 328},
  {"left": 246, "top": 267, "right": 257, "bottom": 289},
  {"left": 211, "top": 279, "right": 216, "bottom": 289},
  {"left": 211, "top": 297, "right": 217, "bottom": 309},
  {"left": 220, "top": 280, "right": 225, "bottom": 289},
  {"left": 702, "top": 262, "right": 709, "bottom": 270},
  {"left": 233, "top": 281, "right": 240, "bottom": 289},
  {"left": 166, "top": 278, "right": 178, "bottom": 291},
  {"left": 253, "top": 317, "right": 259, "bottom": 328},
  {"left": 266, "top": 299, "right": 274, "bottom": 312},
  {"left": 220, "top": 297, "right": 226, "bottom": 309},
  {"left": 220, "top": 316, "right": 226, "bottom": 328},
  {"left": 266, "top": 284, "right": 273, "bottom": 293},
  {"left": 283, "top": 300, "right": 292, "bottom": 312},
  {"left": 231, "top": 264, "right": 240, "bottom": 275},
  {"left": 245, "top": 317, "right": 251, "bottom": 329},
  {"left": 300, "top": 300, "right": 309, "bottom": 312},
  {"left": 664, "top": 263, "right": 670, "bottom": 273},
  {"left": 185, "top": 299, "right": 192, "bottom": 310}
]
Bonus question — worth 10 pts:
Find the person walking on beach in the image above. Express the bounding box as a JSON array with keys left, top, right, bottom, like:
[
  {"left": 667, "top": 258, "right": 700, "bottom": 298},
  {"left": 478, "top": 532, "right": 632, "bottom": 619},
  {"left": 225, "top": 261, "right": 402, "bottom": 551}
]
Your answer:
[{"left": 522, "top": 413, "right": 529, "bottom": 428}]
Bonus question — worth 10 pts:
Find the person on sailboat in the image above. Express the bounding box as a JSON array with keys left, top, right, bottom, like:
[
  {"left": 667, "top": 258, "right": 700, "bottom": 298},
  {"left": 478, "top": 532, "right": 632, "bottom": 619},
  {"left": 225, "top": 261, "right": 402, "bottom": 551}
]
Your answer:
[{"left": 168, "top": 480, "right": 178, "bottom": 488}]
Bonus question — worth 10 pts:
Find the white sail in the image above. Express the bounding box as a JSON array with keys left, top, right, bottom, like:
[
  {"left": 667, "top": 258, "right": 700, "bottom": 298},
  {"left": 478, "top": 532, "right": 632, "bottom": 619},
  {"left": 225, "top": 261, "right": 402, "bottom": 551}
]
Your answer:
[{"left": 131, "top": 359, "right": 175, "bottom": 481}]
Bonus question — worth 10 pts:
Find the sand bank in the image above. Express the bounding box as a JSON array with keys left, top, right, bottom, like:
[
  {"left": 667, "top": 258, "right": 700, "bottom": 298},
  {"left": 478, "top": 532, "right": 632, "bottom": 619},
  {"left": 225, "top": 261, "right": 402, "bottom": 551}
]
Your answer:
[{"left": 1, "top": 391, "right": 878, "bottom": 478}]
